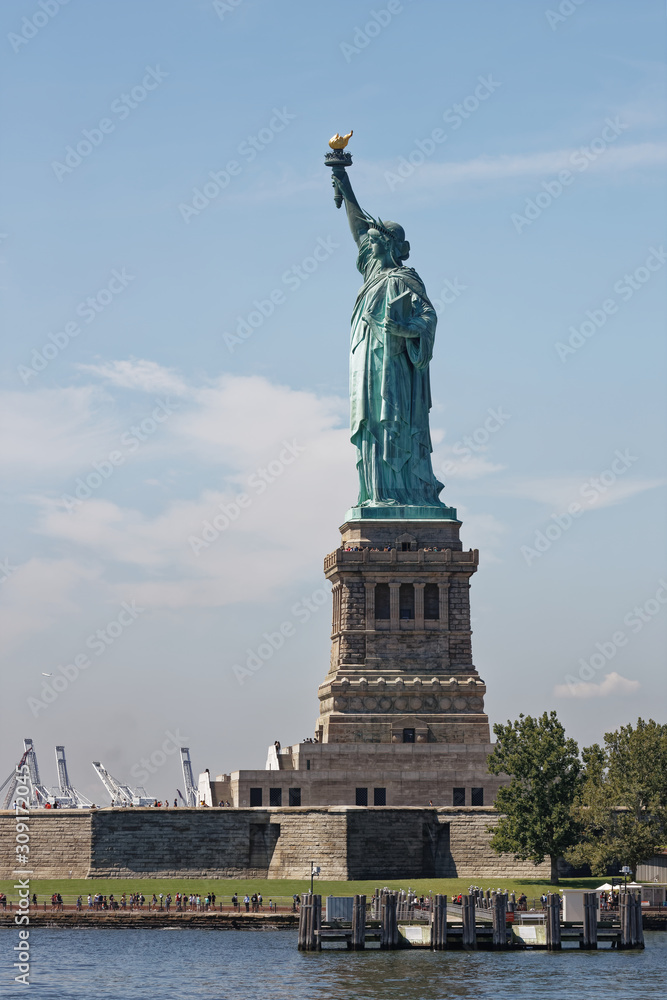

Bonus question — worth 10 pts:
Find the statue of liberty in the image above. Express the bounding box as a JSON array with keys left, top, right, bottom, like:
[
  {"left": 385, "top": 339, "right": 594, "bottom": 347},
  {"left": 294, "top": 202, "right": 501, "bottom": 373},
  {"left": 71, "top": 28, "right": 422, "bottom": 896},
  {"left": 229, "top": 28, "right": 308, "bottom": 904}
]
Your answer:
[{"left": 329, "top": 153, "right": 447, "bottom": 514}]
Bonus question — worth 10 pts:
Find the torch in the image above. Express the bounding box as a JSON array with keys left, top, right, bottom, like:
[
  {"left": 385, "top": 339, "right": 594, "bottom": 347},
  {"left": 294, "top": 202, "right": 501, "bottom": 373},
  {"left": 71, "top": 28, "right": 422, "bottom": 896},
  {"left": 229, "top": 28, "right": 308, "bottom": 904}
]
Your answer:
[{"left": 325, "top": 130, "right": 353, "bottom": 207}]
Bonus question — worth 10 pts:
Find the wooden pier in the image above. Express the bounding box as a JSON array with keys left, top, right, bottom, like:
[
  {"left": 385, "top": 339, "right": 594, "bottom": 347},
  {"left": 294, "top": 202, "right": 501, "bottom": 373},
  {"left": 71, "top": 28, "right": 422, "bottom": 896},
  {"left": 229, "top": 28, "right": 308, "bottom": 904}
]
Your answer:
[{"left": 298, "top": 889, "right": 646, "bottom": 952}]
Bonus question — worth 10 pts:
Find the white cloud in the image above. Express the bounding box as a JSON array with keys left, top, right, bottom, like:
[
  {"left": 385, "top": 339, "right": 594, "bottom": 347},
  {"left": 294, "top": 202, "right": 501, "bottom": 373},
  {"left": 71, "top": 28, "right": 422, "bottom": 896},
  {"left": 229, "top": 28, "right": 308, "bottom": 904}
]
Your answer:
[
  {"left": 364, "top": 142, "right": 667, "bottom": 193},
  {"left": 553, "top": 671, "right": 640, "bottom": 699},
  {"left": 175, "top": 374, "right": 347, "bottom": 466},
  {"left": 0, "top": 386, "right": 114, "bottom": 477},
  {"left": 199, "top": 142, "right": 667, "bottom": 208},
  {"left": 431, "top": 439, "right": 506, "bottom": 483},
  {"left": 77, "top": 359, "right": 189, "bottom": 397},
  {"left": 28, "top": 371, "right": 354, "bottom": 610},
  {"left": 495, "top": 475, "right": 665, "bottom": 512},
  {"left": 457, "top": 508, "right": 507, "bottom": 562}
]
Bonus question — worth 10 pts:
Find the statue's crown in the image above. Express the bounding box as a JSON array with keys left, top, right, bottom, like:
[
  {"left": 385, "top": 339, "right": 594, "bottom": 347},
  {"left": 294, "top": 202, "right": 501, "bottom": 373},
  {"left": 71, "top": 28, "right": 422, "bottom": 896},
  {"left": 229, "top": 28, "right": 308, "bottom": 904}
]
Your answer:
[{"left": 365, "top": 213, "right": 402, "bottom": 243}]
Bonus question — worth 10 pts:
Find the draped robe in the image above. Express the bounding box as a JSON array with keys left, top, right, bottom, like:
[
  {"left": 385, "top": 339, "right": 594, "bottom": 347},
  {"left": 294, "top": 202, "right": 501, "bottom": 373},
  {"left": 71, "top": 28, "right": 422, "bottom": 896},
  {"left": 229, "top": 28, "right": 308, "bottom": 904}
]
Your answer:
[{"left": 349, "top": 233, "right": 445, "bottom": 507}]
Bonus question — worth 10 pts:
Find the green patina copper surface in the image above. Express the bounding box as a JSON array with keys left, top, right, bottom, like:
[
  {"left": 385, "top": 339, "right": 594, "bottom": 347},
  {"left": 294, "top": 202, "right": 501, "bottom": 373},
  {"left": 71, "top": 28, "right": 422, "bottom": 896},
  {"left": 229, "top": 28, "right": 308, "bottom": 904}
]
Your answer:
[{"left": 330, "top": 160, "right": 453, "bottom": 521}]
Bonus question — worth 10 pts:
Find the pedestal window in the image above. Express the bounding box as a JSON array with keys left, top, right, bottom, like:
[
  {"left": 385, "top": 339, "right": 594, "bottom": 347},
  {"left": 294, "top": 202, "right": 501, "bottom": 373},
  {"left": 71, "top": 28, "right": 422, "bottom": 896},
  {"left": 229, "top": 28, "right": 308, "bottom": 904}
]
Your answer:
[
  {"left": 399, "top": 583, "right": 414, "bottom": 620},
  {"left": 375, "top": 583, "right": 390, "bottom": 619},
  {"left": 424, "top": 583, "right": 439, "bottom": 619}
]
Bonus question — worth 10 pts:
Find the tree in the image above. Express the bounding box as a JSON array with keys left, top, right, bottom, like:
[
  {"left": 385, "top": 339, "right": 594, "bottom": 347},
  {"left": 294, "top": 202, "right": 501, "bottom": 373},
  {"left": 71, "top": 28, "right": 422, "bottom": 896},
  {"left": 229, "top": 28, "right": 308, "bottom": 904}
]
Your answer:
[
  {"left": 567, "top": 718, "right": 667, "bottom": 875},
  {"left": 487, "top": 711, "right": 582, "bottom": 883}
]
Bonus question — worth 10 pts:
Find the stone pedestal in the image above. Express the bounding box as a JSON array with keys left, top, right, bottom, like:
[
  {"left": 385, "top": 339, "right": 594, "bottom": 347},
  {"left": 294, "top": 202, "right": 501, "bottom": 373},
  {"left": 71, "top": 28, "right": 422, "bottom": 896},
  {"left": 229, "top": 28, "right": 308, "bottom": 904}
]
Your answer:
[{"left": 317, "top": 517, "right": 489, "bottom": 745}]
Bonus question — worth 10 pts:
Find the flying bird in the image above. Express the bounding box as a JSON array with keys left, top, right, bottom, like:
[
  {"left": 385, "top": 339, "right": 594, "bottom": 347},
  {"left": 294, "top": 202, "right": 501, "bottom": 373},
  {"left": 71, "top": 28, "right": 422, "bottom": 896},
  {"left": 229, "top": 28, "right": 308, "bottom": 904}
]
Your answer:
[{"left": 42, "top": 672, "right": 52, "bottom": 676}]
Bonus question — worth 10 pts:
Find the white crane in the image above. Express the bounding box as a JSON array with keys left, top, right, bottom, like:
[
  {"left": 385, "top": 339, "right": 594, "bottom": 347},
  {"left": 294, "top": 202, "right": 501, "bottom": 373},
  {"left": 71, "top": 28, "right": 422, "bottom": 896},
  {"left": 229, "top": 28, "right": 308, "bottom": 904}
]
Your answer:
[
  {"left": 179, "top": 747, "right": 198, "bottom": 807},
  {"left": 92, "top": 761, "right": 155, "bottom": 806},
  {"left": 1, "top": 745, "right": 32, "bottom": 809},
  {"left": 21, "top": 739, "right": 52, "bottom": 807},
  {"left": 53, "top": 746, "right": 92, "bottom": 808}
]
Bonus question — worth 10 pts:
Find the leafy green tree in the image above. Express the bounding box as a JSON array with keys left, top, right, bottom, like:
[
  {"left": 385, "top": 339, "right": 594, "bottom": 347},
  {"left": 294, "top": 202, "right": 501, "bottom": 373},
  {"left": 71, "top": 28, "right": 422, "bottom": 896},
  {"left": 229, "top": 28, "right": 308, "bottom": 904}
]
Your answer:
[
  {"left": 567, "top": 718, "right": 667, "bottom": 875},
  {"left": 487, "top": 711, "right": 582, "bottom": 883}
]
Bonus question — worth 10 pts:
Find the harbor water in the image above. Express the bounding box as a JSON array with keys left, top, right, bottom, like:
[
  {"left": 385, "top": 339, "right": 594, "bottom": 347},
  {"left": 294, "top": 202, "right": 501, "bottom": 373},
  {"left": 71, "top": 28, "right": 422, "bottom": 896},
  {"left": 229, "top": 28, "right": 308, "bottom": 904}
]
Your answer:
[{"left": 2, "top": 928, "right": 665, "bottom": 999}]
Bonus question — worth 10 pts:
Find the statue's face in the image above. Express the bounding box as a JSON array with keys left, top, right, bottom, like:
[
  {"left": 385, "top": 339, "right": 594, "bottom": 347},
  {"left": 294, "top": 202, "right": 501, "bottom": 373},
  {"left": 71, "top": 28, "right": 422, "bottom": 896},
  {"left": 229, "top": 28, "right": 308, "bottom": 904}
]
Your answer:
[{"left": 368, "top": 229, "right": 393, "bottom": 265}]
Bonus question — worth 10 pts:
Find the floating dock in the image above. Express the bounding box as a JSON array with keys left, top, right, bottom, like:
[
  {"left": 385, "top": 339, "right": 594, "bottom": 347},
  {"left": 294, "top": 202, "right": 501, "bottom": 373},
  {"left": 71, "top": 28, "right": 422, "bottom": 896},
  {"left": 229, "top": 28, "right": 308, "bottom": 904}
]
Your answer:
[{"left": 298, "top": 890, "right": 646, "bottom": 952}]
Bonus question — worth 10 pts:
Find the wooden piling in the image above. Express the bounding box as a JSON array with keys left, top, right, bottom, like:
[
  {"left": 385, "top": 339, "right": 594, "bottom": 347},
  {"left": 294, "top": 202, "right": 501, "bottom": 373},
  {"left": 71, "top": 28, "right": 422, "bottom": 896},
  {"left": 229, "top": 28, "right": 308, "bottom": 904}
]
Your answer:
[
  {"left": 350, "top": 894, "right": 366, "bottom": 950},
  {"left": 619, "top": 891, "right": 645, "bottom": 949},
  {"left": 461, "top": 893, "right": 477, "bottom": 949},
  {"left": 314, "top": 894, "right": 322, "bottom": 950},
  {"left": 297, "top": 892, "right": 308, "bottom": 950},
  {"left": 633, "top": 891, "right": 645, "bottom": 949},
  {"left": 297, "top": 892, "right": 321, "bottom": 951},
  {"left": 619, "top": 892, "right": 631, "bottom": 948},
  {"left": 545, "top": 893, "right": 561, "bottom": 951},
  {"left": 380, "top": 892, "right": 398, "bottom": 949},
  {"left": 581, "top": 891, "right": 597, "bottom": 949},
  {"left": 431, "top": 894, "right": 447, "bottom": 950},
  {"left": 491, "top": 891, "right": 507, "bottom": 948}
]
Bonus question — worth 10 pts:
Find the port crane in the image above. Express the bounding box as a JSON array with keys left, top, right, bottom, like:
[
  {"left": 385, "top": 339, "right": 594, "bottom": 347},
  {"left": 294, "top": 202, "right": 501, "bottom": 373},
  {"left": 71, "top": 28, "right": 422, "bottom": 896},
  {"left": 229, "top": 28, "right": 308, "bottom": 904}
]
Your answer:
[
  {"left": 92, "top": 761, "right": 155, "bottom": 806},
  {"left": 1, "top": 744, "right": 33, "bottom": 809},
  {"left": 179, "top": 747, "right": 198, "bottom": 807},
  {"left": 0, "top": 739, "right": 54, "bottom": 809},
  {"left": 53, "top": 746, "right": 92, "bottom": 808}
]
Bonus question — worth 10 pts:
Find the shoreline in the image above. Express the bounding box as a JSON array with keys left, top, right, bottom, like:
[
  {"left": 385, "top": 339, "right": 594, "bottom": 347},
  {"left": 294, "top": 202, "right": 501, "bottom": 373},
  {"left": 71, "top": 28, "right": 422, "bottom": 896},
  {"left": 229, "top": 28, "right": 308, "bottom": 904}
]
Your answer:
[
  {"left": 0, "top": 911, "right": 299, "bottom": 930},
  {"left": 2, "top": 910, "right": 666, "bottom": 931}
]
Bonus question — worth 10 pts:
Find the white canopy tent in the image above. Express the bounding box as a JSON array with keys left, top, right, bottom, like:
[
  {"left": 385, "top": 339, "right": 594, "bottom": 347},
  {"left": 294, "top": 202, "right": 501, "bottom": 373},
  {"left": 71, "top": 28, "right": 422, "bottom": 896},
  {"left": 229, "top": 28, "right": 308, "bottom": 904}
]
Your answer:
[{"left": 596, "top": 880, "right": 664, "bottom": 905}]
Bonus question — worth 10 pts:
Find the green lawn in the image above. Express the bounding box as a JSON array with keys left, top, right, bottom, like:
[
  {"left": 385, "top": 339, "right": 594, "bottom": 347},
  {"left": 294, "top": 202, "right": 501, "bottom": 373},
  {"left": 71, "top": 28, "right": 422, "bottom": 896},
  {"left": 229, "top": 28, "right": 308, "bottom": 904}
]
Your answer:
[{"left": 0, "top": 875, "right": 604, "bottom": 905}]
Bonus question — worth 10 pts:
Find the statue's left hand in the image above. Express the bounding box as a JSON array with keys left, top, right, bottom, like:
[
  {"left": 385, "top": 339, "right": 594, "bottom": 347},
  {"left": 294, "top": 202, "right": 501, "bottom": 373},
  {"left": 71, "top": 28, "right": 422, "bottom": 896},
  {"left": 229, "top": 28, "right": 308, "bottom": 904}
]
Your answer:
[{"left": 385, "top": 319, "right": 418, "bottom": 339}]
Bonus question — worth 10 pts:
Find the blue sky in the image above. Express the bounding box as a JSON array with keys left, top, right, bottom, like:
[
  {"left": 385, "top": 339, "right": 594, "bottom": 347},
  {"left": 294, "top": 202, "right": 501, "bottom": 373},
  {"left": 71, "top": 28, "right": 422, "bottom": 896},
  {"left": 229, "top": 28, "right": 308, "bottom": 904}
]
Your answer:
[{"left": 1, "top": 0, "right": 665, "bottom": 803}]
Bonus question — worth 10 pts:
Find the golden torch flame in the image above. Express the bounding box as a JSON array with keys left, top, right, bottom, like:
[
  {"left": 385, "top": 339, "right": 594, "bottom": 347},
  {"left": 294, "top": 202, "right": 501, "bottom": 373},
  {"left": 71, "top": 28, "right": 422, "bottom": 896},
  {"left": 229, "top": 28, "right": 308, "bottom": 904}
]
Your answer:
[{"left": 328, "top": 131, "right": 353, "bottom": 150}]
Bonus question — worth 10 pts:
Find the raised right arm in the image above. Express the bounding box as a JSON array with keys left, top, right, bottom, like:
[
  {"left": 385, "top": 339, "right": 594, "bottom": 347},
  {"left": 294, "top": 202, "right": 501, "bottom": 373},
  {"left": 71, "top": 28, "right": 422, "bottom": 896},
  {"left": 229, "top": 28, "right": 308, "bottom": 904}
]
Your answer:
[{"left": 331, "top": 166, "right": 369, "bottom": 245}]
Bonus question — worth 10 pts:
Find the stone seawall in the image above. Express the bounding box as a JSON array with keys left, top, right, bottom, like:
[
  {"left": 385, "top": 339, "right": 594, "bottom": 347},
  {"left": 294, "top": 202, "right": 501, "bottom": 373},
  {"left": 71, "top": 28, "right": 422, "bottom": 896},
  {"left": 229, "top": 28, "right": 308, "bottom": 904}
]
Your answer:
[
  {"left": 0, "top": 811, "right": 92, "bottom": 878},
  {"left": 0, "top": 807, "right": 550, "bottom": 880}
]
